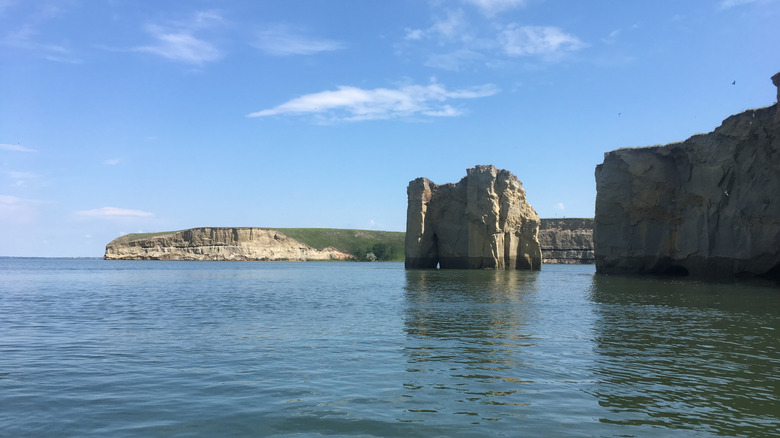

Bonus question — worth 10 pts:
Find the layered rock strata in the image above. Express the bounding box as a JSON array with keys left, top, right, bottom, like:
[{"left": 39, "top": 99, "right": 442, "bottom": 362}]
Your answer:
[
  {"left": 104, "top": 227, "right": 352, "bottom": 261},
  {"left": 405, "top": 165, "right": 542, "bottom": 270},
  {"left": 539, "top": 218, "right": 594, "bottom": 264},
  {"left": 594, "top": 72, "right": 780, "bottom": 280}
]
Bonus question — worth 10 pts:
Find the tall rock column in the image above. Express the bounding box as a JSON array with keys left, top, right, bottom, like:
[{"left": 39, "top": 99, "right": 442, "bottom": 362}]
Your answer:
[
  {"left": 405, "top": 177, "right": 438, "bottom": 269},
  {"left": 405, "top": 165, "right": 542, "bottom": 270}
]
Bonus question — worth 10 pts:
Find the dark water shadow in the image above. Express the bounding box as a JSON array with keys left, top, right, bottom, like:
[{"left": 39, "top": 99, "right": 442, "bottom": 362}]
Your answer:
[
  {"left": 587, "top": 275, "right": 780, "bottom": 436},
  {"left": 398, "top": 269, "right": 542, "bottom": 425}
]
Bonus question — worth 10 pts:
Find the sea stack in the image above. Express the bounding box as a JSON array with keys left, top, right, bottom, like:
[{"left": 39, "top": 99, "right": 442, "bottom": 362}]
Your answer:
[
  {"left": 405, "top": 165, "right": 542, "bottom": 270},
  {"left": 594, "top": 72, "right": 780, "bottom": 280}
]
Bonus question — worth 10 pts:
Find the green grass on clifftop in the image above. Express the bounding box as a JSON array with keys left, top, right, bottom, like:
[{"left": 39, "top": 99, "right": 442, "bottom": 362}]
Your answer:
[
  {"left": 108, "top": 230, "right": 182, "bottom": 245},
  {"left": 107, "top": 228, "right": 405, "bottom": 262},
  {"left": 274, "top": 228, "right": 405, "bottom": 262}
]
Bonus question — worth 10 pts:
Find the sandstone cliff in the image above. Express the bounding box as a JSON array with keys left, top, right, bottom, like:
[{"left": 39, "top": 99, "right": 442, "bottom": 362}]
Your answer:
[
  {"left": 105, "top": 228, "right": 353, "bottom": 261},
  {"left": 594, "top": 72, "right": 780, "bottom": 280},
  {"left": 405, "top": 165, "right": 542, "bottom": 270},
  {"left": 539, "top": 218, "right": 594, "bottom": 264}
]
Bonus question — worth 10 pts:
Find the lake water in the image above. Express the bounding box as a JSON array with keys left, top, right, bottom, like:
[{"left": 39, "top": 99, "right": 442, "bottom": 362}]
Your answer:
[{"left": 0, "top": 259, "right": 778, "bottom": 437}]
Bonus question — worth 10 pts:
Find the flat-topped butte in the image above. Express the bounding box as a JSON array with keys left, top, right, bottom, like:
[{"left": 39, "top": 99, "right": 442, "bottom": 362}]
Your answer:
[{"left": 105, "top": 227, "right": 405, "bottom": 262}]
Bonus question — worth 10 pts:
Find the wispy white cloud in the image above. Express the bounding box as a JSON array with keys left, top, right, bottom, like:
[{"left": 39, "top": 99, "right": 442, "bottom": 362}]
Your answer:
[
  {"left": 0, "top": 143, "right": 37, "bottom": 152},
  {"left": 400, "top": 9, "right": 585, "bottom": 70},
  {"left": 0, "top": 16, "right": 81, "bottom": 63},
  {"left": 4, "top": 171, "right": 40, "bottom": 187},
  {"left": 5, "top": 171, "right": 38, "bottom": 179},
  {"left": 134, "top": 10, "right": 224, "bottom": 64},
  {"left": 135, "top": 26, "right": 221, "bottom": 64},
  {"left": 462, "top": 0, "right": 532, "bottom": 16},
  {"left": 404, "top": 28, "right": 426, "bottom": 41},
  {"left": 76, "top": 207, "right": 154, "bottom": 219},
  {"left": 499, "top": 25, "right": 586, "bottom": 57},
  {"left": 424, "top": 49, "right": 483, "bottom": 71},
  {"left": 0, "top": 2, "right": 84, "bottom": 62},
  {"left": 254, "top": 25, "right": 344, "bottom": 56},
  {"left": 247, "top": 81, "right": 499, "bottom": 122},
  {"left": 0, "top": 194, "right": 41, "bottom": 223},
  {"left": 405, "top": 9, "right": 471, "bottom": 42},
  {"left": 718, "top": 0, "right": 758, "bottom": 8},
  {"left": 431, "top": 9, "right": 470, "bottom": 40},
  {"left": 602, "top": 29, "right": 621, "bottom": 44},
  {"left": 104, "top": 158, "right": 121, "bottom": 165}
]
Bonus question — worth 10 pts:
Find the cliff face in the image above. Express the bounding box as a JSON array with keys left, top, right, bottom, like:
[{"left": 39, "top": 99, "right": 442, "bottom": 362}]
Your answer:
[
  {"left": 539, "top": 218, "right": 594, "bottom": 264},
  {"left": 105, "top": 227, "right": 353, "bottom": 261},
  {"left": 405, "top": 165, "right": 542, "bottom": 270},
  {"left": 594, "top": 72, "right": 780, "bottom": 280}
]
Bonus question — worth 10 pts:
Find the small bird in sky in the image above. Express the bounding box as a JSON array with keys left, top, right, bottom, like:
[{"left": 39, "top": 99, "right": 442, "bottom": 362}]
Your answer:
[{"left": 732, "top": 80, "right": 736, "bottom": 85}]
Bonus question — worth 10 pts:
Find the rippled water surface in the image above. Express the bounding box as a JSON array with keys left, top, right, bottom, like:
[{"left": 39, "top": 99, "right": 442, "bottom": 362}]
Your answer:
[{"left": 1, "top": 259, "right": 778, "bottom": 437}]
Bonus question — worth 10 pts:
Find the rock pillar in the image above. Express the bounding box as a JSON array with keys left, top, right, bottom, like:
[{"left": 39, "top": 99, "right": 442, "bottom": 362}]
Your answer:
[{"left": 405, "top": 165, "right": 542, "bottom": 270}]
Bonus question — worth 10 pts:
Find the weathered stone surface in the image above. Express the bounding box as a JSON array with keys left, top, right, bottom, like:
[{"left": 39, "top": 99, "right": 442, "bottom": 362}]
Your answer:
[
  {"left": 594, "top": 73, "right": 780, "bottom": 280},
  {"left": 405, "top": 165, "right": 541, "bottom": 270},
  {"left": 104, "top": 227, "right": 352, "bottom": 261},
  {"left": 539, "top": 218, "right": 594, "bottom": 264}
]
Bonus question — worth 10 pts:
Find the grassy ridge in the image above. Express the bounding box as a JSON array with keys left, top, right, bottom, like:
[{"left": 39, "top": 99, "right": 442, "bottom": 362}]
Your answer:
[
  {"left": 275, "top": 228, "right": 405, "bottom": 262},
  {"left": 109, "top": 227, "right": 406, "bottom": 262},
  {"left": 109, "top": 231, "right": 182, "bottom": 244}
]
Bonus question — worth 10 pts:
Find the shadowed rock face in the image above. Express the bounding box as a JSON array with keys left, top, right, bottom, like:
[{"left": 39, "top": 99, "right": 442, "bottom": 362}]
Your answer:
[
  {"left": 594, "top": 72, "right": 780, "bottom": 281},
  {"left": 539, "top": 218, "right": 594, "bottom": 264},
  {"left": 405, "top": 165, "right": 542, "bottom": 270}
]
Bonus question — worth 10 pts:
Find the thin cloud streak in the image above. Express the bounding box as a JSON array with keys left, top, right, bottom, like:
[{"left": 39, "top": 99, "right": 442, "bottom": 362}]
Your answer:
[
  {"left": 5, "top": 171, "right": 40, "bottom": 187},
  {"left": 133, "top": 10, "right": 224, "bottom": 64},
  {"left": 718, "top": 0, "right": 758, "bottom": 8},
  {"left": 463, "top": 0, "right": 532, "bottom": 15},
  {"left": 0, "top": 3, "right": 82, "bottom": 63},
  {"left": 0, "top": 194, "right": 41, "bottom": 223},
  {"left": 500, "top": 25, "right": 586, "bottom": 57},
  {"left": 0, "top": 143, "right": 37, "bottom": 152},
  {"left": 254, "top": 25, "right": 345, "bottom": 56},
  {"left": 401, "top": 11, "right": 586, "bottom": 71},
  {"left": 405, "top": 9, "right": 470, "bottom": 42},
  {"left": 135, "top": 25, "right": 221, "bottom": 64},
  {"left": 76, "top": 207, "right": 154, "bottom": 218},
  {"left": 247, "top": 82, "right": 499, "bottom": 122}
]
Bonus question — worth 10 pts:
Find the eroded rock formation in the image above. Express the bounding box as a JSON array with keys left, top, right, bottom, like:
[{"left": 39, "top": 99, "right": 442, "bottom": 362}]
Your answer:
[
  {"left": 594, "top": 72, "right": 780, "bottom": 280},
  {"left": 539, "top": 218, "right": 594, "bottom": 264},
  {"left": 405, "top": 165, "right": 542, "bottom": 270},
  {"left": 104, "top": 227, "right": 352, "bottom": 261}
]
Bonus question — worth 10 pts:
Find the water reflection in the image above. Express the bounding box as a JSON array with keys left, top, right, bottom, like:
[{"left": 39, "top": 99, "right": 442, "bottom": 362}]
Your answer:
[
  {"left": 588, "top": 275, "right": 780, "bottom": 436},
  {"left": 401, "top": 269, "right": 540, "bottom": 423}
]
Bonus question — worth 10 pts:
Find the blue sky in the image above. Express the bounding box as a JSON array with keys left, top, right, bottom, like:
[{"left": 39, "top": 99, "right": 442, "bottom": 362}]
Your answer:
[{"left": 1, "top": 0, "right": 779, "bottom": 257}]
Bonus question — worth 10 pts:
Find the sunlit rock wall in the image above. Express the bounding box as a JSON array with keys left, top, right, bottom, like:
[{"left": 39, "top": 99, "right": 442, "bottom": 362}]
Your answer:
[
  {"left": 105, "top": 227, "right": 352, "bottom": 261},
  {"left": 405, "top": 165, "right": 542, "bottom": 270}
]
